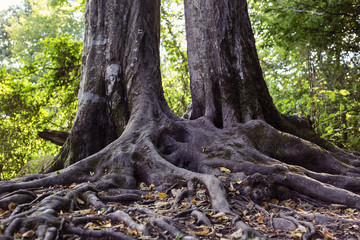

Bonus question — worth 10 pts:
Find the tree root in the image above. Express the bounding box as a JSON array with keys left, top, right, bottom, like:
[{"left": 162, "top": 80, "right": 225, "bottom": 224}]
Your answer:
[{"left": 0, "top": 119, "right": 359, "bottom": 239}]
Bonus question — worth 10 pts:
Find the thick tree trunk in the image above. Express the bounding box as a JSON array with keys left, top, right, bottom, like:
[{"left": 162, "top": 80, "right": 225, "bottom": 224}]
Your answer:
[
  {"left": 47, "top": 0, "right": 174, "bottom": 171},
  {"left": 1, "top": 1, "right": 360, "bottom": 239},
  {"left": 184, "top": 0, "right": 280, "bottom": 128}
]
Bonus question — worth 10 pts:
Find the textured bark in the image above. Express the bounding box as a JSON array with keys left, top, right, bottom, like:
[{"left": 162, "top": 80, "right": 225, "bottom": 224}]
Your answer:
[
  {"left": 48, "top": 0, "right": 174, "bottom": 171},
  {"left": 38, "top": 129, "right": 69, "bottom": 146},
  {"left": 184, "top": 0, "right": 280, "bottom": 127},
  {"left": 1, "top": 1, "right": 360, "bottom": 239}
]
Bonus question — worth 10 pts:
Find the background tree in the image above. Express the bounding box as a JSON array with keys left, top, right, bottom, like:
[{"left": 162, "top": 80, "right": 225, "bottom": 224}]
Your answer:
[
  {"left": 0, "top": 0, "right": 359, "bottom": 239},
  {"left": 160, "top": 0, "right": 190, "bottom": 116},
  {"left": 0, "top": 0, "right": 83, "bottom": 178},
  {"left": 249, "top": 0, "right": 360, "bottom": 151}
]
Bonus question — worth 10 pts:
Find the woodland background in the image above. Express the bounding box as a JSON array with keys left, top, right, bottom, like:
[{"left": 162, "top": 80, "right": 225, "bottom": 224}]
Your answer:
[{"left": 0, "top": 0, "right": 359, "bottom": 179}]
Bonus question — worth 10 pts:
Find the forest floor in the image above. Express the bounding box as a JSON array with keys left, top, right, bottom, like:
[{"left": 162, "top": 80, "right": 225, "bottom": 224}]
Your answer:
[{"left": 0, "top": 173, "right": 359, "bottom": 240}]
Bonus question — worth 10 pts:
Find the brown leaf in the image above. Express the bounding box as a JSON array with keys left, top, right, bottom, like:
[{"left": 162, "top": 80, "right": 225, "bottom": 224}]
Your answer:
[
  {"left": 84, "top": 222, "right": 99, "bottom": 230},
  {"left": 22, "top": 230, "right": 35, "bottom": 238},
  {"left": 228, "top": 182, "right": 236, "bottom": 191},
  {"left": 8, "top": 202, "right": 17, "bottom": 210},
  {"left": 195, "top": 226, "right": 210, "bottom": 236},
  {"left": 76, "top": 197, "right": 85, "bottom": 205},
  {"left": 141, "top": 193, "right": 155, "bottom": 199}
]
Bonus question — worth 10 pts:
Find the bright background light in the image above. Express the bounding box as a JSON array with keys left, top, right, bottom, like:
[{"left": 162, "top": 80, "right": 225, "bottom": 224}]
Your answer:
[{"left": 0, "top": 0, "right": 23, "bottom": 11}]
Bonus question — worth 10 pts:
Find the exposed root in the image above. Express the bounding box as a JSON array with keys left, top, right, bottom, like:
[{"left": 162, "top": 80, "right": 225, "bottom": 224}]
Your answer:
[{"left": 0, "top": 118, "right": 359, "bottom": 239}]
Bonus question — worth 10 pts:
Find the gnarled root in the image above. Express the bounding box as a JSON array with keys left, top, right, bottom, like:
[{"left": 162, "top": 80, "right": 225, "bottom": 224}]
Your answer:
[{"left": 0, "top": 118, "right": 359, "bottom": 239}]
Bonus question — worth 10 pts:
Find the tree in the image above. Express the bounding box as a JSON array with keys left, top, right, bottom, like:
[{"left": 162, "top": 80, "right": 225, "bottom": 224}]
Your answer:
[
  {"left": 249, "top": 0, "right": 360, "bottom": 150},
  {"left": 0, "top": 0, "right": 83, "bottom": 178},
  {"left": 0, "top": 0, "right": 359, "bottom": 239}
]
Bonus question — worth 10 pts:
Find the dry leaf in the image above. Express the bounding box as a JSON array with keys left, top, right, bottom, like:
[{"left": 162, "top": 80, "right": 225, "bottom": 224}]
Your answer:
[
  {"left": 195, "top": 226, "right": 210, "bottom": 236},
  {"left": 324, "top": 231, "right": 334, "bottom": 238},
  {"left": 84, "top": 222, "right": 99, "bottom": 230},
  {"left": 22, "top": 230, "right": 35, "bottom": 238},
  {"left": 290, "top": 232, "right": 302, "bottom": 238},
  {"left": 345, "top": 208, "right": 356, "bottom": 215},
  {"left": 228, "top": 182, "right": 236, "bottom": 191},
  {"left": 219, "top": 167, "right": 231, "bottom": 173},
  {"left": 155, "top": 201, "right": 171, "bottom": 208},
  {"left": 141, "top": 193, "right": 155, "bottom": 199},
  {"left": 98, "top": 220, "right": 112, "bottom": 228},
  {"left": 236, "top": 178, "right": 243, "bottom": 184},
  {"left": 212, "top": 212, "right": 226, "bottom": 218},
  {"left": 157, "top": 192, "right": 168, "bottom": 199},
  {"left": 76, "top": 197, "right": 85, "bottom": 205},
  {"left": 296, "top": 225, "right": 307, "bottom": 233},
  {"left": 8, "top": 202, "right": 17, "bottom": 210},
  {"left": 70, "top": 182, "right": 77, "bottom": 188},
  {"left": 171, "top": 188, "right": 182, "bottom": 198}
]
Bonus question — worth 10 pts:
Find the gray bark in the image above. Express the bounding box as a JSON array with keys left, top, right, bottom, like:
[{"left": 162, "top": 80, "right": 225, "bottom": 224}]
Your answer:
[
  {"left": 2, "top": 1, "right": 359, "bottom": 239},
  {"left": 184, "top": 0, "right": 280, "bottom": 128}
]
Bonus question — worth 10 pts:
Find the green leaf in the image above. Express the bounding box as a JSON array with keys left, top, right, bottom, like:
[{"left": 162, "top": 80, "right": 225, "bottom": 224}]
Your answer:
[{"left": 339, "top": 89, "right": 350, "bottom": 96}]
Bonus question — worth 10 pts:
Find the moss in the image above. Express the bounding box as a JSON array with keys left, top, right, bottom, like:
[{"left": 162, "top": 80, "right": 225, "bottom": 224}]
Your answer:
[{"left": 18, "top": 155, "right": 55, "bottom": 176}]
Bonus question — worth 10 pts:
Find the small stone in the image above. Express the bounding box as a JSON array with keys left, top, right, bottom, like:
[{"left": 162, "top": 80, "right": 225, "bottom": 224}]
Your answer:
[{"left": 272, "top": 217, "right": 297, "bottom": 231}]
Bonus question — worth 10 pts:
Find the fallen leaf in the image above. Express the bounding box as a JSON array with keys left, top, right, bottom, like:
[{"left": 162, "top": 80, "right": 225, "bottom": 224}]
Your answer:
[
  {"left": 98, "top": 220, "right": 112, "bottom": 228},
  {"left": 324, "top": 231, "right": 334, "bottom": 238},
  {"left": 139, "top": 182, "right": 147, "bottom": 188},
  {"left": 236, "top": 178, "right": 243, "bottom": 184},
  {"left": 296, "top": 225, "right": 307, "bottom": 233},
  {"left": 155, "top": 201, "right": 171, "bottom": 208},
  {"left": 228, "top": 182, "right": 236, "bottom": 191},
  {"left": 141, "top": 193, "right": 155, "bottom": 199},
  {"left": 70, "top": 182, "right": 77, "bottom": 188},
  {"left": 8, "top": 202, "right": 17, "bottom": 210},
  {"left": 149, "top": 184, "right": 155, "bottom": 189},
  {"left": 194, "top": 226, "right": 211, "bottom": 236},
  {"left": 22, "top": 230, "right": 35, "bottom": 238},
  {"left": 290, "top": 232, "right": 302, "bottom": 238},
  {"left": 76, "top": 197, "right": 85, "bottom": 205},
  {"left": 212, "top": 212, "right": 226, "bottom": 218},
  {"left": 84, "top": 222, "right": 99, "bottom": 230},
  {"left": 157, "top": 192, "right": 168, "bottom": 199},
  {"left": 171, "top": 188, "right": 182, "bottom": 198},
  {"left": 219, "top": 167, "right": 231, "bottom": 173},
  {"left": 345, "top": 208, "right": 356, "bottom": 215}
]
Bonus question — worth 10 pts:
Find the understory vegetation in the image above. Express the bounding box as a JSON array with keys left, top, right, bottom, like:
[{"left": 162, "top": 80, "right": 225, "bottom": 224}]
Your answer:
[{"left": 0, "top": 0, "right": 359, "bottom": 178}]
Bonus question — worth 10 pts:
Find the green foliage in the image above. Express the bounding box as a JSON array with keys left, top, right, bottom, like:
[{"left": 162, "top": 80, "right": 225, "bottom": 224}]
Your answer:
[
  {"left": 160, "top": 0, "right": 191, "bottom": 116},
  {"left": 0, "top": 0, "right": 83, "bottom": 179},
  {"left": 249, "top": 0, "right": 360, "bottom": 151}
]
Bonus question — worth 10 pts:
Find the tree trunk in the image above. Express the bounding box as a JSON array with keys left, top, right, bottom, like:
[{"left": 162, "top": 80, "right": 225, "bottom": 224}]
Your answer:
[
  {"left": 1, "top": 1, "right": 360, "bottom": 239},
  {"left": 184, "top": 0, "right": 280, "bottom": 127},
  {"left": 47, "top": 0, "right": 174, "bottom": 171}
]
